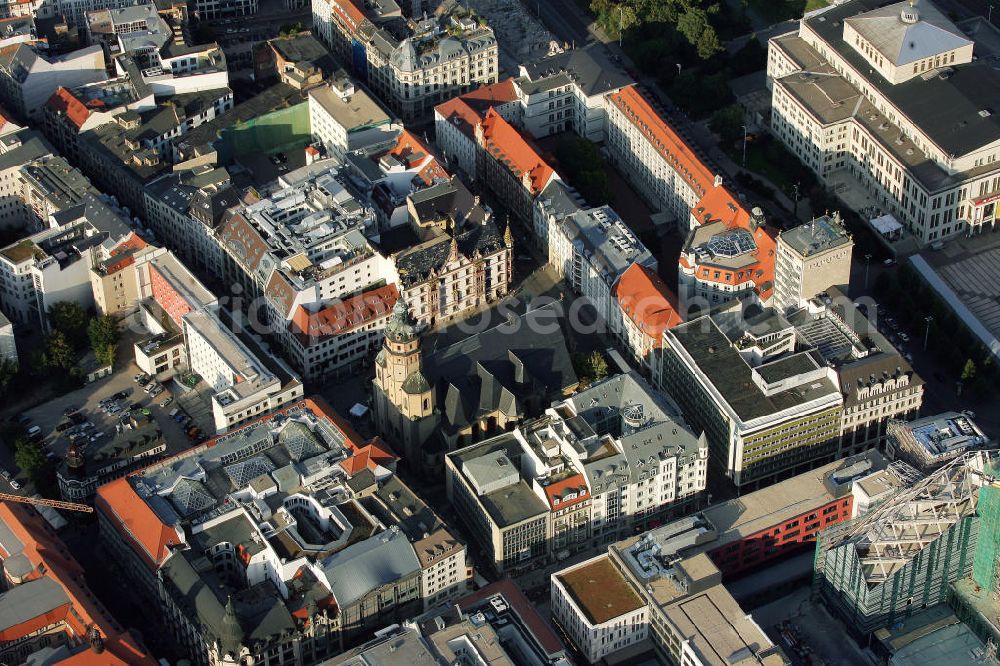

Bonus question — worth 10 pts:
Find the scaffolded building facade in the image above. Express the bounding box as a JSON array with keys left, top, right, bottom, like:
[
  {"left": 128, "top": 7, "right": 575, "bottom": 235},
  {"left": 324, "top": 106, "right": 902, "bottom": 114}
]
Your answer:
[{"left": 814, "top": 451, "right": 998, "bottom": 635}]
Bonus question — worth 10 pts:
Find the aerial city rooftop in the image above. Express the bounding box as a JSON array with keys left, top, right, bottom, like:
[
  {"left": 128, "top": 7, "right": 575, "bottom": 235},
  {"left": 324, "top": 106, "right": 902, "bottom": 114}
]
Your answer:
[{"left": 0, "top": 0, "right": 996, "bottom": 664}]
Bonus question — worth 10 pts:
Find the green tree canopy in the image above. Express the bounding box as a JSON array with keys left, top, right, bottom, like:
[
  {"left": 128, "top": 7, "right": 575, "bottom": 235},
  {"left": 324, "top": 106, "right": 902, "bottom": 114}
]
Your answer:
[
  {"left": 0, "top": 357, "right": 16, "bottom": 394},
  {"left": 14, "top": 438, "right": 45, "bottom": 480},
  {"left": 44, "top": 330, "right": 75, "bottom": 371},
  {"left": 47, "top": 301, "right": 88, "bottom": 349},
  {"left": 88, "top": 314, "right": 119, "bottom": 347},
  {"left": 709, "top": 104, "right": 745, "bottom": 145},
  {"left": 94, "top": 343, "right": 116, "bottom": 369}
]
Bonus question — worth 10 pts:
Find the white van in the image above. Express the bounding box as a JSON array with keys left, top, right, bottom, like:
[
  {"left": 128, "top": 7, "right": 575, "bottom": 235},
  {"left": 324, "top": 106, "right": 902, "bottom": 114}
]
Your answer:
[{"left": 26, "top": 425, "right": 41, "bottom": 438}]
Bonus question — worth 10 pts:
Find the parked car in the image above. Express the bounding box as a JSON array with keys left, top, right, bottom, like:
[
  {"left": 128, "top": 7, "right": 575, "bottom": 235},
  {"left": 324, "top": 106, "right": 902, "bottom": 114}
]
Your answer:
[
  {"left": 159, "top": 397, "right": 173, "bottom": 408},
  {"left": 9, "top": 478, "right": 20, "bottom": 490}
]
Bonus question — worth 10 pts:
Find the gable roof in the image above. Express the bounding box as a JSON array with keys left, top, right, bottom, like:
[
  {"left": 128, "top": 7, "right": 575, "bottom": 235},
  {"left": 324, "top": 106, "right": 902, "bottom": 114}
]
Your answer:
[
  {"left": 542, "top": 473, "right": 590, "bottom": 510},
  {"left": 388, "top": 130, "right": 447, "bottom": 185},
  {"left": 478, "top": 107, "right": 555, "bottom": 196},
  {"left": 47, "top": 87, "right": 90, "bottom": 130},
  {"left": 290, "top": 283, "right": 398, "bottom": 345},
  {"left": 613, "top": 263, "right": 681, "bottom": 344},
  {"left": 608, "top": 85, "right": 714, "bottom": 199},
  {"left": 0, "top": 503, "right": 156, "bottom": 664},
  {"left": 94, "top": 476, "right": 181, "bottom": 570}
]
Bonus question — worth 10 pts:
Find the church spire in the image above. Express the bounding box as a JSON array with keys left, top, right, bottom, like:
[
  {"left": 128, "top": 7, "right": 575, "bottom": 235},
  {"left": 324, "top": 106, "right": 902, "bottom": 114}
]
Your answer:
[
  {"left": 220, "top": 596, "right": 244, "bottom": 658},
  {"left": 385, "top": 296, "right": 418, "bottom": 342}
]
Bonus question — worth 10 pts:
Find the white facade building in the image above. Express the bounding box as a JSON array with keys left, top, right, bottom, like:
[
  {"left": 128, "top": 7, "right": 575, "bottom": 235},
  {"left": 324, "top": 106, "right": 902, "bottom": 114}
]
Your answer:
[
  {"left": 0, "top": 44, "right": 108, "bottom": 121},
  {"left": 307, "top": 75, "right": 399, "bottom": 160},
  {"left": 605, "top": 85, "right": 718, "bottom": 226},
  {"left": 768, "top": 0, "right": 1000, "bottom": 245},
  {"left": 551, "top": 555, "right": 649, "bottom": 663}
]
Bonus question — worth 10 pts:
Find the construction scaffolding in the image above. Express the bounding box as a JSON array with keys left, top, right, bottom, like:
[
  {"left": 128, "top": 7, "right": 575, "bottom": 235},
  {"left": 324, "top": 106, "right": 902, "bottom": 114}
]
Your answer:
[
  {"left": 976, "top": 484, "right": 1000, "bottom": 593},
  {"left": 814, "top": 451, "right": 998, "bottom": 635}
]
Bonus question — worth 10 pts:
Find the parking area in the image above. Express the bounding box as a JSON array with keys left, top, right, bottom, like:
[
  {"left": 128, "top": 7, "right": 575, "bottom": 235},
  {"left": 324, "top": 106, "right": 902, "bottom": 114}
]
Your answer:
[
  {"left": 17, "top": 360, "right": 209, "bottom": 487},
  {"left": 170, "top": 379, "right": 217, "bottom": 437}
]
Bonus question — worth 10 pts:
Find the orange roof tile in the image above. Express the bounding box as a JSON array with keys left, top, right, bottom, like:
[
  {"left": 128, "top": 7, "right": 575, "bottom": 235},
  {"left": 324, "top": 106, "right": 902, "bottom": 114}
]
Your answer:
[
  {"left": 608, "top": 85, "right": 714, "bottom": 198},
  {"left": 613, "top": 264, "right": 682, "bottom": 344},
  {"left": 435, "top": 97, "right": 483, "bottom": 140},
  {"left": 94, "top": 477, "right": 180, "bottom": 570},
  {"left": 684, "top": 186, "right": 777, "bottom": 299},
  {"left": 692, "top": 185, "right": 750, "bottom": 229},
  {"left": 388, "top": 130, "right": 448, "bottom": 185},
  {"left": 543, "top": 474, "right": 589, "bottom": 511},
  {"left": 47, "top": 87, "right": 91, "bottom": 130},
  {"left": 331, "top": 0, "right": 365, "bottom": 31},
  {"left": 0, "top": 503, "right": 156, "bottom": 664},
  {"left": 479, "top": 108, "right": 555, "bottom": 196},
  {"left": 460, "top": 78, "right": 519, "bottom": 106},
  {"left": 291, "top": 283, "right": 398, "bottom": 345}
]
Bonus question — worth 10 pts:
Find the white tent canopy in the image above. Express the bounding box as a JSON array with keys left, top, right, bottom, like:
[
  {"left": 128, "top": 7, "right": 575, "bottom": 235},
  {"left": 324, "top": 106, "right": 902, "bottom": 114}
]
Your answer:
[{"left": 870, "top": 213, "right": 903, "bottom": 236}]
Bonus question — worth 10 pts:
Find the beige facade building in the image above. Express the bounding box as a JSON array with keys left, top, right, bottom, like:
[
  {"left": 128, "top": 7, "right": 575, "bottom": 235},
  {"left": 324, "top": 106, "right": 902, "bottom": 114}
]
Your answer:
[
  {"left": 312, "top": 0, "right": 498, "bottom": 122},
  {"left": 768, "top": 0, "right": 1000, "bottom": 245},
  {"left": 773, "top": 214, "right": 853, "bottom": 313}
]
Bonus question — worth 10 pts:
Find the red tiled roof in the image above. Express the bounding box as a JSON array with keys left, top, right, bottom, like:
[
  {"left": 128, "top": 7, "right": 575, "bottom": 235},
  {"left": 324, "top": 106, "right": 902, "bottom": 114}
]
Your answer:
[
  {"left": 0, "top": 503, "right": 156, "bottom": 664},
  {"left": 434, "top": 79, "right": 520, "bottom": 141},
  {"left": 387, "top": 130, "right": 448, "bottom": 185},
  {"left": 542, "top": 473, "right": 589, "bottom": 511},
  {"left": 683, "top": 184, "right": 776, "bottom": 299},
  {"left": 291, "top": 283, "right": 398, "bottom": 345},
  {"left": 435, "top": 97, "right": 483, "bottom": 140},
  {"left": 331, "top": 0, "right": 365, "bottom": 31},
  {"left": 479, "top": 108, "right": 555, "bottom": 196},
  {"left": 608, "top": 85, "right": 714, "bottom": 198},
  {"left": 459, "top": 78, "right": 519, "bottom": 109},
  {"left": 94, "top": 477, "right": 180, "bottom": 571},
  {"left": 47, "top": 87, "right": 90, "bottom": 130},
  {"left": 613, "top": 263, "right": 682, "bottom": 344},
  {"left": 692, "top": 185, "right": 749, "bottom": 229}
]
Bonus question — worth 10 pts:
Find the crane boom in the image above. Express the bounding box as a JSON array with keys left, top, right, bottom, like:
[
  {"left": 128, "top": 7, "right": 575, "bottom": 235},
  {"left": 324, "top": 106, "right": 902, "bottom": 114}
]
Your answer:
[{"left": 0, "top": 492, "right": 93, "bottom": 513}]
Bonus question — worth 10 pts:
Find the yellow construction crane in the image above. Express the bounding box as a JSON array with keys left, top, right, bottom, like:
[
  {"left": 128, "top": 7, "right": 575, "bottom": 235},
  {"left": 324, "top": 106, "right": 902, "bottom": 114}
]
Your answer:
[{"left": 0, "top": 492, "right": 93, "bottom": 513}]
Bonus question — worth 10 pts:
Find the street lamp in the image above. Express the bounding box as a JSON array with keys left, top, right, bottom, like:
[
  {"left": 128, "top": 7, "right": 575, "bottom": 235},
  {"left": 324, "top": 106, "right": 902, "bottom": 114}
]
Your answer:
[
  {"left": 864, "top": 253, "right": 871, "bottom": 290},
  {"left": 924, "top": 315, "right": 933, "bottom": 351},
  {"left": 741, "top": 125, "right": 748, "bottom": 168},
  {"left": 792, "top": 182, "right": 801, "bottom": 219},
  {"left": 619, "top": 6, "right": 624, "bottom": 48}
]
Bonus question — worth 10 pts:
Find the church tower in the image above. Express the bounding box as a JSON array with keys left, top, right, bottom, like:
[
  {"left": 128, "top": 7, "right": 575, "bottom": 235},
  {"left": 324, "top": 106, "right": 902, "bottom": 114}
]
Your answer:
[
  {"left": 374, "top": 298, "right": 434, "bottom": 420},
  {"left": 372, "top": 298, "right": 439, "bottom": 466}
]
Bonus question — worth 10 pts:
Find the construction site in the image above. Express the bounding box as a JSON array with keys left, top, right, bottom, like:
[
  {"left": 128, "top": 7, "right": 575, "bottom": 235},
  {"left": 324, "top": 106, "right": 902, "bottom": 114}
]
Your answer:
[
  {"left": 466, "top": 0, "right": 564, "bottom": 76},
  {"left": 814, "top": 451, "right": 1000, "bottom": 638}
]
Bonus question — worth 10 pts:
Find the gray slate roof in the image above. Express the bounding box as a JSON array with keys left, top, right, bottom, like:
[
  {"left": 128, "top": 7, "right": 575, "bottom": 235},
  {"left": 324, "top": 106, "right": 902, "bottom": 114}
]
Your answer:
[
  {"left": 321, "top": 527, "right": 420, "bottom": 607},
  {"left": 521, "top": 43, "right": 632, "bottom": 97},
  {"left": 0, "top": 577, "right": 68, "bottom": 632},
  {"left": 424, "top": 305, "right": 578, "bottom": 433},
  {"left": 803, "top": 0, "right": 1000, "bottom": 159},
  {"left": 845, "top": 1, "right": 970, "bottom": 66}
]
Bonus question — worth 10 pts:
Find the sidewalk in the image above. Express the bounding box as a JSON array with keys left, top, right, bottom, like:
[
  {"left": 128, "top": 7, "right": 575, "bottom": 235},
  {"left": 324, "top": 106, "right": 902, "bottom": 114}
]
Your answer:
[{"left": 528, "top": 0, "right": 815, "bottom": 223}]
